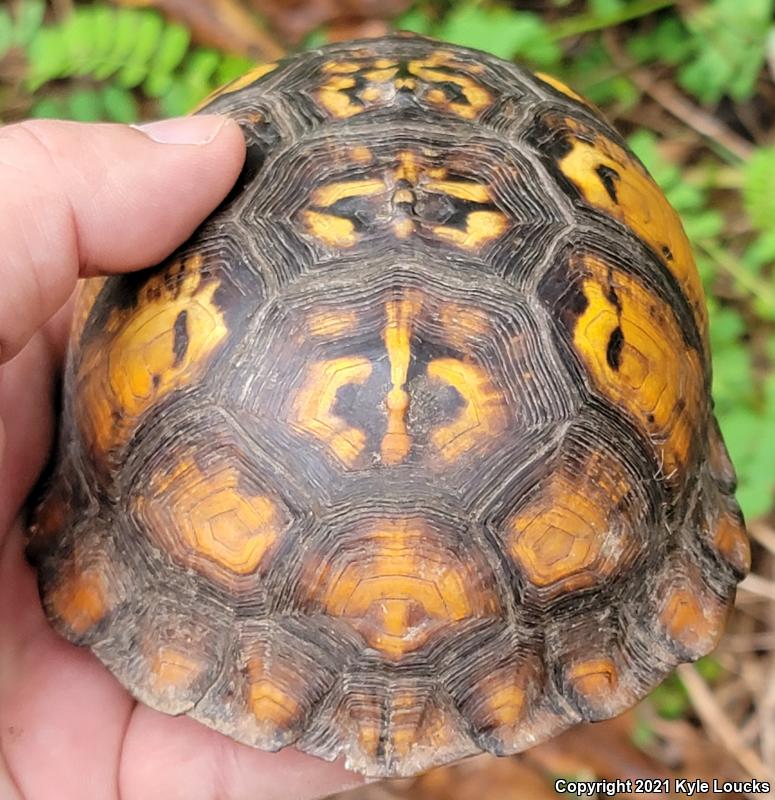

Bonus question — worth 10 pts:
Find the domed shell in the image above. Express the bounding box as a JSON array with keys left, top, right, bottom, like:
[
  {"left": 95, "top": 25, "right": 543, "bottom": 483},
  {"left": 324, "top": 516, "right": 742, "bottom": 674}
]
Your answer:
[{"left": 28, "top": 34, "right": 748, "bottom": 778}]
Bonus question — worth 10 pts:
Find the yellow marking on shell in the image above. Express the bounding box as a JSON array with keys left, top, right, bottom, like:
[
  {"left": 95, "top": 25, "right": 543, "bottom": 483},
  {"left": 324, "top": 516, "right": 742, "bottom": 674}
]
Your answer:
[
  {"left": 483, "top": 681, "right": 525, "bottom": 727},
  {"left": 572, "top": 254, "right": 704, "bottom": 477},
  {"left": 389, "top": 694, "right": 454, "bottom": 760},
  {"left": 408, "top": 56, "right": 492, "bottom": 119},
  {"left": 246, "top": 657, "right": 300, "bottom": 726},
  {"left": 351, "top": 146, "right": 372, "bottom": 164},
  {"left": 509, "top": 452, "right": 632, "bottom": 591},
  {"left": 315, "top": 80, "right": 362, "bottom": 119},
  {"left": 393, "top": 217, "right": 414, "bottom": 239},
  {"left": 360, "top": 85, "right": 383, "bottom": 103},
  {"left": 291, "top": 357, "right": 372, "bottom": 467},
  {"left": 535, "top": 72, "right": 588, "bottom": 105},
  {"left": 395, "top": 151, "right": 422, "bottom": 184},
  {"left": 151, "top": 647, "right": 203, "bottom": 691},
  {"left": 351, "top": 690, "right": 455, "bottom": 762},
  {"left": 302, "top": 210, "right": 357, "bottom": 247},
  {"left": 395, "top": 77, "right": 417, "bottom": 90},
  {"left": 424, "top": 179, "right": 493, "bottom": 204},
  {"left": 380, "top": 295, "right": 421, "bottom": 465},
  {"left": 141, "top": 460, "right": 284, "bottom": 577},
  {"left": 70, "top": 276, "right": 108, "bottom": 347},
  {"left": 76, "top": 254, "right": 228, "bottom": 469},
  {"left": 306, "top": 309, "right": 358, "bottom": 337},
  {"left": 364, "top": 67, "right": 398, "bottom": 83},
  {"left": 193, "top": 62, "right": 278, "bottom": 110},
  {"left": 48, "top": 568, "right": 110, "bottom": 636},
  {"left": 438, "top": 303, "right": 491, "bottom": 350},
  {"left": 433, "top": 210, "right": 508, "bottom": 251},
  {"left": 427, "top": 359, "right": 508, "bottom": 461},
  {"left": 318, "top": 518, "right": 499, "bottom": 659},
  {"left": 558, "top": 122, "right": 707, "bottom": 335},
  {"left": 311, "top": 178, "right": 385, "bottom": 207},
  {"left": 321, "top": 61, "right": 361, "bottom": 73},
  {"left": 393, "top": 187, "right": 414, "bottom": 204},
  {"left": 660, "top": 580, "right": 726, "bottom": 656},
  {"left": 712, "top": 510, "right": 750, "bottom": 575},
  {"left": 467, "top": 659, "right": 540, "bottom": 733},
  {"left": 567, "top": 657, "right": 618, "bottom": 702}
]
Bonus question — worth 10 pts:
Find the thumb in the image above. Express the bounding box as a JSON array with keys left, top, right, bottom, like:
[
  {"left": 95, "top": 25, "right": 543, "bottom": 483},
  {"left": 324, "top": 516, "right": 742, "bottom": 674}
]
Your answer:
[{"left": 0, "top": 115, "right": 246, "bottom": 363}]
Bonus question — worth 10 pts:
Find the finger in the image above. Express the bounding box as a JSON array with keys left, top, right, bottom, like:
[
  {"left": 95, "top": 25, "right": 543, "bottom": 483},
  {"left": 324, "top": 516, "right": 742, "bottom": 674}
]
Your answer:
[
  {"left": 119, "top": 708, "right": 364, "bottom": 800},
  {"left": 0, "top": 116, "right": 245, "bottom": 362},
  {"left": 0, "top": 330, "right": 56, "bottom": 531}
]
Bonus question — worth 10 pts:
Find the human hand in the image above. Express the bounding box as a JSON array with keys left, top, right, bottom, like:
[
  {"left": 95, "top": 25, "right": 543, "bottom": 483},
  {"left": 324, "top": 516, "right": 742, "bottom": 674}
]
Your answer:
[{"left": 0, "top": 116, "right": 362, "bottom": 800}]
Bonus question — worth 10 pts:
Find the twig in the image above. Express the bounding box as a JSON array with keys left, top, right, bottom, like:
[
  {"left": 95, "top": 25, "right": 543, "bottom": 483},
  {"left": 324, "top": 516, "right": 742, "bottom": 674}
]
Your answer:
[
  {"left": 738, "top": 573, "right": 775, "bottom": 603},
  {"left": 749, "top": 521, "right": 775, "bottom": 557},
  {"left": 677, "top": 664, "right": 772, "bottom": 782}
]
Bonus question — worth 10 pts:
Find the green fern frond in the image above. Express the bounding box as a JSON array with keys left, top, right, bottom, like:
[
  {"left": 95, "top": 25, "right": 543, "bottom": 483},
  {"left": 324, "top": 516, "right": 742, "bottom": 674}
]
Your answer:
[{"left": 18, "top": 2, "right": 254, "bottom": 122}]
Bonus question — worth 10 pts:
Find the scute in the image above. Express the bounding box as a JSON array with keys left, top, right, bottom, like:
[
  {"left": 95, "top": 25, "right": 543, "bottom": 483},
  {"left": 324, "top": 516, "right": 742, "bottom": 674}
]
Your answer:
[{"left": 28, "top": 33, "right": 747, "bottom": 779}]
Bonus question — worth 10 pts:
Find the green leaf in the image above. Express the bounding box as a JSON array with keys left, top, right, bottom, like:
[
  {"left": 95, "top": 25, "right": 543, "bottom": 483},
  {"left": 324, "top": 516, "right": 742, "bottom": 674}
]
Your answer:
[
  {"left": 743, "top": 146, "right": 775, "bottom": 232},
  {"left": 93, "top": 7, "right": 141, "bottom": 80},
  {"left": 588, "top": 0, "right": 626, "bottom": 16},
  {"left": 66, "top": 87, "right": 104, "bottom": 121},
  {"left": 627, "top": 16, "right": 695, "bottom": 66},
  {"left": 62, "top": 8, "right": 101, "bottom": 76},
  {"left": 394, "top": 7, "right": 434, "bottom": 36},
  {"left": 572, "top": 40, "right": 638, "bottom": 108},
  {"left": 12, "top": 0, "right": 45, "bottom": 46},
  {"left": 159, "top": 80, "right": 196, "bottom": 117},
  {"left": 29, "top": 96, "right": 67, "bottom": 119},
  {"left": 649, "top": 674, "right": 689, "bottom": 719},
  {"left": 144, "top": 22, "right": 190, "bottom": 96},
  {"left": 214, "top": 53, "right": 255, "bottom": 87},
  {"left": 0, "top": 8, "right": 13, "bottom": 59},
  {"left": 26, "top": 27, "right": 69, "bottom": 90},
  {"left": 116, "top": 10, "right": 164, "bottom": 88},
  {"left": 101, "top": 84, "right": 139, "bottom": 123},
  {"left": 436, "top": 3, "right": 560, "bottom": 66},
  {"left": 678, "top": 0, "right": 773, "bottom": 104}
]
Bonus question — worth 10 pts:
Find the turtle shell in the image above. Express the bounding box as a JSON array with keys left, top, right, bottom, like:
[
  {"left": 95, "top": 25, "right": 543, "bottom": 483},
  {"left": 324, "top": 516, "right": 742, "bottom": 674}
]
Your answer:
[{"left": 28, "top": 34, "right": 749, "bottom": 778}]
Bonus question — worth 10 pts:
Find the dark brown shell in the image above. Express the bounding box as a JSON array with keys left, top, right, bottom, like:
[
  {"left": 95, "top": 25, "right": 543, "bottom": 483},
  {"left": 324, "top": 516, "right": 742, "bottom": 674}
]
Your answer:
[{"left": 28, "top": 34, "right": 749, "bottom": 778}]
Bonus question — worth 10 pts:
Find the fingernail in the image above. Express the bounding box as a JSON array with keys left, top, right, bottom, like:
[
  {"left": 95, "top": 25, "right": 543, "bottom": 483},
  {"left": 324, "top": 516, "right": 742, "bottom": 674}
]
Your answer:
[{"left": 135, "top": 115, "right": 227, "bottom": 145}]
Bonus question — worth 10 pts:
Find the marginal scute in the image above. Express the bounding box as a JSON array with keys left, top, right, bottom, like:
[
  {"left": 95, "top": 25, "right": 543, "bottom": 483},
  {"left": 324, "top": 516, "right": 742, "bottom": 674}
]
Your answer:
[
  {"left": 534, "top": 72, "right": 588, "bottom": 105},
  {"left": 47, "top": 566, "right": 112, "bottom": 637},
  {"left": 565, "top": 657, "right": 619, "bottom": 719},
  {"left": 150, "top": 647, "right": 205, "bottom": 692},
  {"left": 246, "top": 656, "right": 302, "bottom": 729},
  {"left": 711, "top": 507, "right": 751, "bottom": 577},
  {"left": 658, "top": 569, "right": 729, "bottom": 660}
]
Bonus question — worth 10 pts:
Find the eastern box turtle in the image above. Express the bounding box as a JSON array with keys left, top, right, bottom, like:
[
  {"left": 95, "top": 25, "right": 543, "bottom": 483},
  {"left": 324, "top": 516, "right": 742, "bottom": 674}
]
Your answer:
[{"left": 28, "top": 34, "right": 750, "bottom": 778}]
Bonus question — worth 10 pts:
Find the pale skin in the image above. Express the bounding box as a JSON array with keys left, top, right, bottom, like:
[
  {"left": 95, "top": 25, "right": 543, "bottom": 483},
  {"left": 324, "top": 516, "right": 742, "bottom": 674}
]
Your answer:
[{"left": 0, "top": 116, "right": 363, "bottom": 800}]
